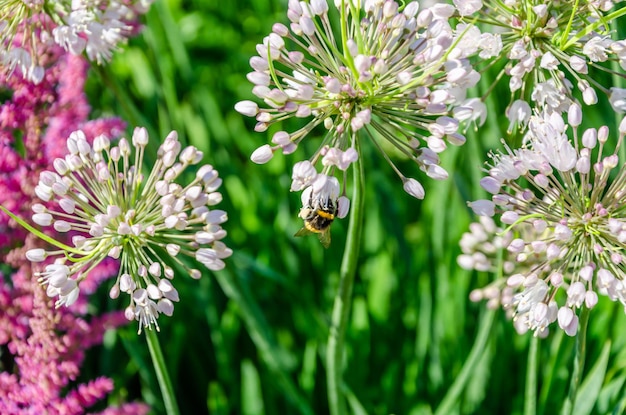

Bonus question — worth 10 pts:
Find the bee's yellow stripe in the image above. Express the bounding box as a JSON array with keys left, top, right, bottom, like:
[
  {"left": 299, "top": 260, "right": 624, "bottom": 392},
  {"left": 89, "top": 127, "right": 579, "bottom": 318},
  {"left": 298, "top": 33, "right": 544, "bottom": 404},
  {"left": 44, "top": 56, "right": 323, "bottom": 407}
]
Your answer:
[
  {"left": 316, "top": 210, "right": 335, "bottom": 220},
  {"left": 304, "top": 221, "right": 323, "bottom": 234}
]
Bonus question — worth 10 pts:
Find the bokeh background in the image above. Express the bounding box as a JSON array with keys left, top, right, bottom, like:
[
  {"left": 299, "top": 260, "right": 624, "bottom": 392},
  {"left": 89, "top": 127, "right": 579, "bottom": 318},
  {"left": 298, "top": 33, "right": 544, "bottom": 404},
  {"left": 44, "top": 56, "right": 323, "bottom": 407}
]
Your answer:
[{"left": 78, "top": 1, "right": 626, "bottom": 414}]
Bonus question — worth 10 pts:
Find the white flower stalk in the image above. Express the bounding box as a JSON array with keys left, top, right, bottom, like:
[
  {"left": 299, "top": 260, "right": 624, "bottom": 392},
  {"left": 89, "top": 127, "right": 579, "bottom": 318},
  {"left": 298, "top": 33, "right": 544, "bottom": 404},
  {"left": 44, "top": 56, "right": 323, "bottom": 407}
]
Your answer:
[
  {"left": 0, "top": 0, "right": 154, "bottom": 83},
  {"left": 469, "top": 107, "right": 626, "bottom": 336},
  {"left": 21, "top": 127, "right": 232, "bottom": 333},
  {"left": 236, "top": 0, "right": 478, "bottom": 204},
  {"left": 458, "top": 0, "right": 626, "bottom": 130}
]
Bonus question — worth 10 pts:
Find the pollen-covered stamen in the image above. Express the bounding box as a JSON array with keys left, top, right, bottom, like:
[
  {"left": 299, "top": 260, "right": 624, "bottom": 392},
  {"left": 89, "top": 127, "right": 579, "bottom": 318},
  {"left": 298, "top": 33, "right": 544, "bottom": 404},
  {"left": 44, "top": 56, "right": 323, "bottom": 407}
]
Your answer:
[{"left": 26, "top": 127, "right": 232, "bottom": 334}]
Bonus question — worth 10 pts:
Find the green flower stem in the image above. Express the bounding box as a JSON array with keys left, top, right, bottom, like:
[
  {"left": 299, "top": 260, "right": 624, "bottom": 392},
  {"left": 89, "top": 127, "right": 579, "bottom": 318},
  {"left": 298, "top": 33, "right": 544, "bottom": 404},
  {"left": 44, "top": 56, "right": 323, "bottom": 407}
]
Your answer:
[
  {"left": 145, "top": 329, "right": 180, "bottom": 415},
  {"left": 524, "top": 336, "right": 540, "bottom": 415},
  {"left": 562, "top": 6, "right": 626, "bottom": 49},
  {"left": 559, "top": 0, "right": 581, "bottom": 47},
  {"left": 561, "top": 306, "right": 591, "bottom": 415},
  {"left": 433, "top": 309, "right": 496, "bottom": 415},
  {"left": 326, "top": 149, "right": 365, "bottom": 415},
  {"left": 0, "top": 205, "right": 83, "bottom": 255},
  {"left": 611, "top": 18, "right": 626, "bottom": 161}
]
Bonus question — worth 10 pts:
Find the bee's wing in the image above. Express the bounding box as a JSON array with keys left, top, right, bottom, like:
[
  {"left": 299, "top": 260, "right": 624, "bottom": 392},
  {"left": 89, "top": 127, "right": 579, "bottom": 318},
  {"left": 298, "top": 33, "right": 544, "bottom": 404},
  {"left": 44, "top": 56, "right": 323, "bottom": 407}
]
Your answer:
[
  {"left": 317, "top": 229, "right": 331, "bottom": 248},
  {"left": 294, "top": 226, "right": 313, "bottom": 237}
]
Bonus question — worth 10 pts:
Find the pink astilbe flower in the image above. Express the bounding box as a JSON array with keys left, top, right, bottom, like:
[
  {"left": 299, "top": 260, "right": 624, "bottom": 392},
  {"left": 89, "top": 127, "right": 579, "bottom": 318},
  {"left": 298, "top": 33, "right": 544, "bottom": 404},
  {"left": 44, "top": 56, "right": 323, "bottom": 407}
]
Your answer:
[
  {"left": 0, "top": 21, "right": 147, "bottom": 414},
  {"left": 43, "top": 53, "right": 126, "bottom": 161},
  {"left": 0, "top": 43, "right": 124, "bottom": 249},
  {"left": 0, "top": 261, "right": 148, "bottom": 414}
]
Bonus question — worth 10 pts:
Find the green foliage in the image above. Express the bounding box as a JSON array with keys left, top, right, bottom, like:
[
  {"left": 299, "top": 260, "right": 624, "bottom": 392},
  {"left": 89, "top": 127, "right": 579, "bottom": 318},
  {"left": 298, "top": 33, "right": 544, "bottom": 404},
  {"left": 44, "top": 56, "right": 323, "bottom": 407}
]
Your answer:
[{"left": 78, "top": 0, "right": 626, "bottom": 414}]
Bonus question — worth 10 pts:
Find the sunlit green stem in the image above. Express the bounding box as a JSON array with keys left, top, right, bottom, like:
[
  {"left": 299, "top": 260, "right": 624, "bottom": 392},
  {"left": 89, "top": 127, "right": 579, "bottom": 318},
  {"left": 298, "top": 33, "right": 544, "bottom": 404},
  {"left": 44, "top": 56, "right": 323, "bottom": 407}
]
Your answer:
[
  {"left": 562, "top": 6, "right": 626, "bottom": 49},
  {"left": 611, "top": 18, "right": 626, "bottom": 161},
  {"left": 326, "top": 150, "right": 364, "bottom": 415},
  {"left": 524, "top": 336, "right": 540, "bottom": 415},
  {"left": 146, "top": 329, "right": 180, "bottom": 415},
  {"left": 561, "top": 307, "right": 590, "bottom": 415},
  {"left": 433, "top": 309, "right": 496, "bottom": 415},
  {"left": 0, "top": 205, "right": 84, "bottom": 255},
  {"left": 559, "top": 0, "right": 581, "bottom": 47}
]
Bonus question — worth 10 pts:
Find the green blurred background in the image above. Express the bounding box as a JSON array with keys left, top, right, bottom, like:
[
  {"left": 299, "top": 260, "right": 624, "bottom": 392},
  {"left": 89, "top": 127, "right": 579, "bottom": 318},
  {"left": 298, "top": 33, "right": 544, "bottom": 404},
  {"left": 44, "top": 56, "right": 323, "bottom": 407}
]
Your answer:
[{"left": 80, "top": 1, "right": 626, "bottom": 414}]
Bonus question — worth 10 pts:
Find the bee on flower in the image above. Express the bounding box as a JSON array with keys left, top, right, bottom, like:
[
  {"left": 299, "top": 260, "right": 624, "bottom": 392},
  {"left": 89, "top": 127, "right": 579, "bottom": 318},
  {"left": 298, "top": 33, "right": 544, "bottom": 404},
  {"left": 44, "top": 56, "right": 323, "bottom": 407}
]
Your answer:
[
  {"left": 468, "top": 105, "right": 626, "bottom": 336},
  {"left": 295, "top": 173, "right": 350, "bottom": 248},
  {"left": 10, "top": 127, "right": 232, "bottom": 333},
  {"left": 453, "top": 0, "right": 626, "bottom": 131},
  {"left": 236, "top": 0, "right": 482, "bottom": 241}
]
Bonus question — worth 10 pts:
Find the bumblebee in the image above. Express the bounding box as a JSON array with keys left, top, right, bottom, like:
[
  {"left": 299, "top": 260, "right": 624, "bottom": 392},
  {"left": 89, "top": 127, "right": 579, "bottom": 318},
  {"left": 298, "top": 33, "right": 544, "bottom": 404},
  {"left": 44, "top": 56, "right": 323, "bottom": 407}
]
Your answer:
[{"left": 294, "top": 197, "right": 338, "bottom": 248}]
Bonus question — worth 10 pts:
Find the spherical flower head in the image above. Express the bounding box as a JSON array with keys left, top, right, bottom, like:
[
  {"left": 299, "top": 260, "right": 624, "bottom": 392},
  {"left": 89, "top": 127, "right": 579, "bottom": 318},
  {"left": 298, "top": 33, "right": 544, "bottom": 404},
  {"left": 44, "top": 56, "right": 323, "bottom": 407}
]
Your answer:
[
  {"left": 468, "top": 110, "right": 626, "bottom": 336},
  {"left": 24, "top": 127, "right": 232, "bottom": 333},
  {"left": 460, "top": 0, "right": 626, "bottom": 129},
  {"left": 236, "top": 0, "right": 477, "bottom": 204}
]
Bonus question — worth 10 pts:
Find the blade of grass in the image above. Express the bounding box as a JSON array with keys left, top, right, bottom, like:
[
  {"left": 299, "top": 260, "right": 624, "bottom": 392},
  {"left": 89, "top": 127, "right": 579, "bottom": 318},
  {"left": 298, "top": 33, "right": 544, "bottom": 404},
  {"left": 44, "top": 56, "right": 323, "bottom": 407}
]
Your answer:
[
  {"left": 213, "top": 270, "right": 315, "bottom": 415},
  {"left": 433, "top": 309, "right": 496, "bottom": 415},
  {"left": 572, "top": 341, "right": 611, "bottom": 415}
]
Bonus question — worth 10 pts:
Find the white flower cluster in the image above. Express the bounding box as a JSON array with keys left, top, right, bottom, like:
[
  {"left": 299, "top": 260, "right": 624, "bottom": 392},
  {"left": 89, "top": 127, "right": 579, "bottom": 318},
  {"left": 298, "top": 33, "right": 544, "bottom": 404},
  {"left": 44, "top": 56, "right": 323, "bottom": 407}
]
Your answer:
[
  {"left": 27, "top": 127, "right": 232, "bottom": 333},
  {"left": 0, "top": 0, "right": 154, "bottom": 83},
  {"left": 468, "top": 107, "right": 626, "bottom": 336},
  {"left": 236, "top": 0, "right": 483, "bottom": 207},
  {"left": 458, "top": 216, "right": 515, "bottom": 275},
  {"left": 454, "top": 0, "right": 626, "bottom": 130}
]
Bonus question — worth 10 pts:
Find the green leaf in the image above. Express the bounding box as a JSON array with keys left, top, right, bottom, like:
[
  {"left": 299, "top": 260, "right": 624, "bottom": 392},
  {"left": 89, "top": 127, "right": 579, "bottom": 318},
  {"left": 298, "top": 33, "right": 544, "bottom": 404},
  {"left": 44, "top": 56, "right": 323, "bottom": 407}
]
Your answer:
[
  {"left": 207, "top": 382, "right": 229, "bottom": 415},
  {"left": 241, "top": 360, "right": 265, "bottom": 415},
  {"left": 572, "top": 341, "right": 611, "bottom": 415}
]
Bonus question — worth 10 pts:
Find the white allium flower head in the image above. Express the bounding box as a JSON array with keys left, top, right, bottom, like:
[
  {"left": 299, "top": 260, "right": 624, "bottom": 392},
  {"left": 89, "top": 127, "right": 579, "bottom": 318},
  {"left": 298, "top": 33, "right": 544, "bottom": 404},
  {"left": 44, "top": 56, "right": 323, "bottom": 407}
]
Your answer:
[
  {"left": 457, "top": 0, "right": 626, "bottom": 128},
  {"left": 236, "top": 0, "right": 478, "bottom": 204},
  {"left": 467, "top": 110, "right": 626, "bottom": 336},
  {"left": 26, "top": 127, "right": 232, "bottom": 333},
  {"left": 1, "top": 0, "right": 153, "bottom": 82}
]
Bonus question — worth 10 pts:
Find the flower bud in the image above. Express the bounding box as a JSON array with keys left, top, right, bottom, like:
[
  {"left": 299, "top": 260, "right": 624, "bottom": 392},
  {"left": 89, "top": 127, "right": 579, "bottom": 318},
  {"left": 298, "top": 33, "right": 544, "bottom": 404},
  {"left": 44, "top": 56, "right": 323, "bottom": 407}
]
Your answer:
[{"left": 250, "top": 144, "right": 274, "bottom": 164}]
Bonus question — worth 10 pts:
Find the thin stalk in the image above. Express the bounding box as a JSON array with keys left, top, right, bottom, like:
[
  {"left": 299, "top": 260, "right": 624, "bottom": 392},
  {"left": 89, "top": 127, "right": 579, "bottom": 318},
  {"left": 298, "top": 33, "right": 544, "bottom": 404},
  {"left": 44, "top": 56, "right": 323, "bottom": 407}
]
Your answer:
[
  {"left": 525, "top": 336, "right": 540, "bottom": 415},
  {"left": 145, "top": 329, "right": 180, "bottom": 415},
  {"left": 562, "top": 6, "right": 626, "bottom": 50},
  {"left": 433, "top": 309, "right": 496, "bottom": 415},
  {"left": 0, "top": 205, "right": 83, "bottom": 255},
  {"left": 611, "top": 18, "right": 626, "bottom": 162},
  {"left": 561, "top": 306, "right": 591, "bottom": 415},
  {"left": 326, "top": 150, "right": 365, "bottom": 415}
]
